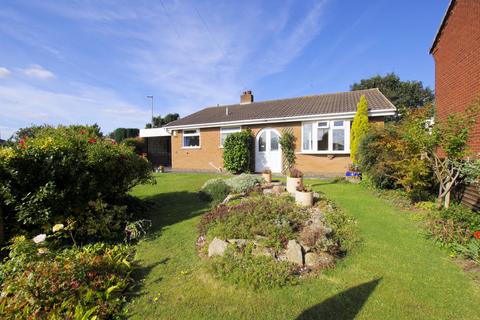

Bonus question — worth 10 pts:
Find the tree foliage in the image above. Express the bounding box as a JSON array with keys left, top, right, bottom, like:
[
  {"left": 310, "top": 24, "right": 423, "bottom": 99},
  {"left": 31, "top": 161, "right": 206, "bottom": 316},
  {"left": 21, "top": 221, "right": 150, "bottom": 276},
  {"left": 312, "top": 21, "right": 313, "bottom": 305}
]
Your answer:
[
  {"left": 111, "top": 128, "right": 139, "bottom": 143},
  {"left": 145, "top": 113, "right": 180, "bottom": 128},
  {"left": 279, "top": 129, "right": 296, "bottom": 174},
  {"left": 222, "top": 129, "right": 253, "bottom": 174},
  {"left": 350, "top": 95, "right": 369, "bottom": 164},
  {"left": 351, "top": 72, "right": 434, "bottom": 117}
]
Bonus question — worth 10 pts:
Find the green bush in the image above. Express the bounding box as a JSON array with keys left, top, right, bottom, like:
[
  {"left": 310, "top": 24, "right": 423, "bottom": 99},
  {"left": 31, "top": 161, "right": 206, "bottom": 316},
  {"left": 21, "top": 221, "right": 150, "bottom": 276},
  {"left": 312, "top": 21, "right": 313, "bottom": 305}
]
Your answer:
[
  {"left": 121, "top": 137, "right": 146, "bottom": 154},
  {"left": 0, "top": 125, "right": 153, "bottom": 243},
  {"left": 222, "top": 129, "right": 253, "bottom": 173},
  {"left": 112, "top": 128, "right": 139, "bottom": 143},
  {"left": 208, "top": 247, "right": 297, "bottom": 290},
  {"left": 198, "top": 179, "right": 231, "bottom": 205},
  {"left": 225, "top": 174, "right": 264, "bottom": 193},
  {"left": 0, "top": 235, "right": 134, "bottom": 319}
]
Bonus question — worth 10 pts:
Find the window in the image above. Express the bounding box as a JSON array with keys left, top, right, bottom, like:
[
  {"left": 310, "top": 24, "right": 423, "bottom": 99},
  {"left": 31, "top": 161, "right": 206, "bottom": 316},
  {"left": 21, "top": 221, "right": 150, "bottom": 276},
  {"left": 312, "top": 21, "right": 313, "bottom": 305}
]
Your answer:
[
  {"left": 220, "top": 127, "right": 241, "bottom": 146},
  {"left": 302, "top": 123, "right": 313, "bottom": 150},
  {"left": 258, "top": 131, "right": 266, "bottom": 151},
  {"left": 183, "top": 129, "right": 200, "bottom": 148},
  {"left": 301, "top": 120, "right": 350, "bottom": 153},
  {"left": 270, "top": 131, "right": 279, "bottom": 151}
]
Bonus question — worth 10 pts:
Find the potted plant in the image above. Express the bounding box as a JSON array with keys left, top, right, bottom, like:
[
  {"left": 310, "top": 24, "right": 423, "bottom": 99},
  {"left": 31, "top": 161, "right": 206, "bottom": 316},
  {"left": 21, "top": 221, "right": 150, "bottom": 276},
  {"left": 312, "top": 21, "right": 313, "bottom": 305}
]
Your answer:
[
  {"left": 345, "top": 163, "right": 361, "bottom": 183},
  {"left": 261, "top": 169, "right": 272, "bottom": 184},
  {"left": 157, "top": 165, "right": 165, "bottom": 173},
  {"left": 286, "top": 168, "right": 303, "bottom": 194},
  {"left": 295, "top": 183, "right": 313, "bottom": 207}
]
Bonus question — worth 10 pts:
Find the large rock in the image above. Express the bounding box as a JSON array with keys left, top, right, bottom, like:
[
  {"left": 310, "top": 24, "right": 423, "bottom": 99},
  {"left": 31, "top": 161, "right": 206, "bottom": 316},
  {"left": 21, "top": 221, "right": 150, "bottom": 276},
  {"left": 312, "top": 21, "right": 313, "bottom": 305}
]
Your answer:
[
  {"left": 252, "top": 246, "right": 275, "bottom": 258},
  {"left": 208, "top": 238, "right": 229, "bottom": 257},
  {"left": 285, "top": 240, "right": 303, "bottom": 265},
  {"left": 304, "top": 252, "right": 334, "bottom": 268}
]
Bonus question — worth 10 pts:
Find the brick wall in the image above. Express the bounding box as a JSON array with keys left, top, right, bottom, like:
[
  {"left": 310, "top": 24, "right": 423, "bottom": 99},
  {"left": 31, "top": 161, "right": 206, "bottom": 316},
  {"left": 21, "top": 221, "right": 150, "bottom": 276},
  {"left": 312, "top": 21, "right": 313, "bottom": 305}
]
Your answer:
[
  {"left": 432, "top": 0, "right": 480, "bottom": 153},
  {"left": 171, "top": 117, "right": 385, "bottom": 176}
]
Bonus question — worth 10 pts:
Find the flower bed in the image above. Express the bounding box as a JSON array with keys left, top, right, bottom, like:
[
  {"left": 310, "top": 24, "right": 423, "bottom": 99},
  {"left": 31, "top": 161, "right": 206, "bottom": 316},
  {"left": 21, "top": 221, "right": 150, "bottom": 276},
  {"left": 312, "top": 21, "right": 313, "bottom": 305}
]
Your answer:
[{"left": 197, "top": 189, "right": 360, "bottom": 290}]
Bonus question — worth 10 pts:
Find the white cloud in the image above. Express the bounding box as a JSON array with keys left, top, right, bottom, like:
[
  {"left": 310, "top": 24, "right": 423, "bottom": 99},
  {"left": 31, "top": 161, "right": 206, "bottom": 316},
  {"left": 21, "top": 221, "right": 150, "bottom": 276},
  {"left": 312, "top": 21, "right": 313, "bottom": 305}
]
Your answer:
[
  {"left": 0, "top": 67, "right": 11, "bottom": 78},
  {"left": 0, "top": 82, "right": 149, "bottom": 135},
  {"left": 22, "top": 64, "right": 55, "bottom": 79}
]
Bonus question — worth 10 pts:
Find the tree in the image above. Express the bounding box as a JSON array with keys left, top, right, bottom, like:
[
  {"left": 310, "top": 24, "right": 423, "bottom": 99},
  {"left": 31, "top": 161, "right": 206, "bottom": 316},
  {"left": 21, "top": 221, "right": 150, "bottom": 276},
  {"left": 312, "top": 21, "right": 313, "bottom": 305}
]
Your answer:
[
  {"left": 351, "top": 73, "right": 434, "bottom": 117},
  {"left": 145, "top": 113, "right": 180, "bottom": 128},
  {"left": 350, "top": 95, "right": 369, "bottom": 164},
  {"left": 112, "top": 128, "right": 139, "bottom": 143},
  {"left": 403, "top": 98, "right": 480, "bottom": 208}
]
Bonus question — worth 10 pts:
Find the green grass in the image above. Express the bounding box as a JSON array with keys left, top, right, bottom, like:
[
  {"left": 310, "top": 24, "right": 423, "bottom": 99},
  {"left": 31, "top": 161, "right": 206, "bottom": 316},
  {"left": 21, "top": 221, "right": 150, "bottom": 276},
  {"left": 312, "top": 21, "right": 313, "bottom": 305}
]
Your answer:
[{"left": 125, "top": 174, "right": 480, "bottom": 320}]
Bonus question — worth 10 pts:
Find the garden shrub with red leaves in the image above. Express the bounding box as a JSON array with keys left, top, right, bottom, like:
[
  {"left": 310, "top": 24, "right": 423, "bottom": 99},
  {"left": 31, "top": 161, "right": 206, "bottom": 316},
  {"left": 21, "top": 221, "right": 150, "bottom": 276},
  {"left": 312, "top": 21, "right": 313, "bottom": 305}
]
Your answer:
[{"left": 0, "top": 236, "right": 135, "bottom": 319}]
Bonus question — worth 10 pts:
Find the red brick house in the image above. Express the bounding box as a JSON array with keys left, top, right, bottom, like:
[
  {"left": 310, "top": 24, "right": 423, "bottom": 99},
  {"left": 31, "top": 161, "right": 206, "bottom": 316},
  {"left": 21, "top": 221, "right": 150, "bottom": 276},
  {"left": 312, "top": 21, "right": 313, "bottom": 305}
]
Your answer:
[
  {"left": 430, "top": 0, "right": 480, "bottom": 153},
  {"left": 430, "top": 0, "right": 480, "bottom": 209},
  {"left": 141, "top": 89, "right": 396, "bottom": 176}
]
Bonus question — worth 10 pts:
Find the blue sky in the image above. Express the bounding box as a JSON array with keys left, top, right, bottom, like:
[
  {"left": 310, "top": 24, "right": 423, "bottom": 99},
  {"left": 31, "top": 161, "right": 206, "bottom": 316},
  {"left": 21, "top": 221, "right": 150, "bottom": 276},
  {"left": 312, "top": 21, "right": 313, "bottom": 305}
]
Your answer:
[{"left": 0, "top": 0, "right": 448, "bottom": 138}]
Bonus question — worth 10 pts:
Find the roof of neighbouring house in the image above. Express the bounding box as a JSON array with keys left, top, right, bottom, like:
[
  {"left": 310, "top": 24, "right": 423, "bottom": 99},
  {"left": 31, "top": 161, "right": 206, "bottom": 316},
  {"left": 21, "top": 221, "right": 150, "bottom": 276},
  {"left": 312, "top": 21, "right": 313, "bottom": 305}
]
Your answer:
[
  {"left": 430, "top": 0, "right": 456, "bottom": 54},
  {"left": 164, "top": 88, "right": 396, "bottom": 129}
]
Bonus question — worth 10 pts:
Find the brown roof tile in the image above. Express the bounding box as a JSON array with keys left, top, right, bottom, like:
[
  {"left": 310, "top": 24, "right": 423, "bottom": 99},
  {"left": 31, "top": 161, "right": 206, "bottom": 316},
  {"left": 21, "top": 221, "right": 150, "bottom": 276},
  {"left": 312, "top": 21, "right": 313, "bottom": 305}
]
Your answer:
[{"left": 165, "top": 88, "right": 395, "bottom": 128}]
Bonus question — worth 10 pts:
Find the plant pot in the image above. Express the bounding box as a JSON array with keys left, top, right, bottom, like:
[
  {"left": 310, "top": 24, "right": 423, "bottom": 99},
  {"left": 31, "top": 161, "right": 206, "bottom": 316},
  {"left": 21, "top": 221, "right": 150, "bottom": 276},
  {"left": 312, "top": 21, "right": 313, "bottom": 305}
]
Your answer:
[
  {"left": 295, "top": 190, "right": 313, "bottom": 207},
  {"left": 262, "top": 173, "right": 272, "bottom": 184},
  {"left": 286, "top": 177, "right": 303, "bottom": 194}
]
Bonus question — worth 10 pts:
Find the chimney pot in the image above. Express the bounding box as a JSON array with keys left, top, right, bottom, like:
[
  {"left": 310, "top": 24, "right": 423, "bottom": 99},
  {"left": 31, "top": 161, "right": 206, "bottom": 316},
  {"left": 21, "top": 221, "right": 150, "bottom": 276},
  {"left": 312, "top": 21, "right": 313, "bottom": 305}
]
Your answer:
[{"left": 240, "top": 90, "right": 254, "bottom": 104}]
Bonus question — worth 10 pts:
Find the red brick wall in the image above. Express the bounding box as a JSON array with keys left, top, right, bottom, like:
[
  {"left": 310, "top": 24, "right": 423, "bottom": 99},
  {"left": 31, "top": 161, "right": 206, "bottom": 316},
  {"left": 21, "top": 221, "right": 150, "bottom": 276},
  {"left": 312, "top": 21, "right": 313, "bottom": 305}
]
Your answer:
[{"left": 432, "top": 0, "right": 480, "bottom": 154}]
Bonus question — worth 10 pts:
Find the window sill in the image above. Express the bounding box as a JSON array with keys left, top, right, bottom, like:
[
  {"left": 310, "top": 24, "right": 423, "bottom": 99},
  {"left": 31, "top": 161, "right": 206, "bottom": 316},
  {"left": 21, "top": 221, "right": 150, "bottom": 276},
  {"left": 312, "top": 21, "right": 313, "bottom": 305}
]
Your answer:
[
  {"left": 297, "top": 151, "right": 350, "bottom": 155},
  {"left": 182, "top": 147, "right": 201, "bottom": 150}
]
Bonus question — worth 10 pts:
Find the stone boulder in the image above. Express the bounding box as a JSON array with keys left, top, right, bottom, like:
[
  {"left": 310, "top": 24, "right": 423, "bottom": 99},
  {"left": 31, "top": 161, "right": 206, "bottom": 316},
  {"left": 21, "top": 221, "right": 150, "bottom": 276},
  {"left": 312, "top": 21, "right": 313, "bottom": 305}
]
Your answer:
[
  {"left": 252, "top": 246, "right": 275, "bottom": 258},
  {"left": 304, "top": 252, "right": 334, "bottom": 268},
  {"left": 208, "top": 237, "right": 229, "bottom": 257},
  {"left": 285, "top": 240, "right": 303, "bottom": 265}
]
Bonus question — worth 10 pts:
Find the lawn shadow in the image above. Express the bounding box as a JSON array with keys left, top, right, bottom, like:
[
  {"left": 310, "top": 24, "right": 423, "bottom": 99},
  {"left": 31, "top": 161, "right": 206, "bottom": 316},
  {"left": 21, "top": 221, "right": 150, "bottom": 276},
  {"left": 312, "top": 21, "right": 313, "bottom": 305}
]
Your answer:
[
  {"left": 295, "top": 278, "right": 381, "bottom": 320},
  {"left": 141, "top": 191, "right": 211, "bottom": 234}
]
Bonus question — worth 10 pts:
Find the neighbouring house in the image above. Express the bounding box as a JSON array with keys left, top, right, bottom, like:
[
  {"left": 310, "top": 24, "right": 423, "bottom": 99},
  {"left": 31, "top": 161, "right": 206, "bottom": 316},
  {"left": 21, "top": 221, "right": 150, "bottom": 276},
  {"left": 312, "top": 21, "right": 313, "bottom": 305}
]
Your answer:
[
  {"left": 430, "top": 0, "right": 480, "bottom": 210},
  {"left": 141, "top": 89, "right": 396, "bottom": 176}
]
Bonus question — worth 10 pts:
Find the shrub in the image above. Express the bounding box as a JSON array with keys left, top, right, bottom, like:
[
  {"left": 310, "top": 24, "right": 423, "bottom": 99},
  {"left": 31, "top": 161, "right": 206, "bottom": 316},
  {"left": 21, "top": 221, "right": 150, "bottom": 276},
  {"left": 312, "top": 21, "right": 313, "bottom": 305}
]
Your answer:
[
  {"left": 279, "top": 129, "right": 296, "bottom": 173},
  {"left": 350, "top": 94, "right": 369, "bottom": 163},
  {"left": 0, "top": 236, "right": 134, "bottom": 319},
  {"left": 222, "top": 129, "right": 253, "bottom": 173},
  {"left": 112, "top": 128, "right": 139, "bottom": 143},
  {"left": 199, "top": 179, "right": 231, "bottom": 205},
  {"left": 0, "top": 125, "right": 153, "bottom": 243},
  {"left": 225, "top": 174, "right": 264, "bottom": 193},
  {"left": 121, "top": 137, "right": 146, "bottom": 154},
  {"left": 208, "top": 248, "right": 297, "bottom": 290}
]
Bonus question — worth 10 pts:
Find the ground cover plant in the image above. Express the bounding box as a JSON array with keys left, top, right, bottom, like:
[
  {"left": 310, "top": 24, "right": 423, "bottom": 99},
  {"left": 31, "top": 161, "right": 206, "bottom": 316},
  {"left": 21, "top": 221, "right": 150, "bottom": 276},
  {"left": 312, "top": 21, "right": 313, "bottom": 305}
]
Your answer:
[
  {"left": 0, "top": 229, "right": 135, "bottom": 319},
  {"left": 198, "top": 191, "right": 360, "bottom": 290},
  {"left": 125, "top": 173, "right": 480, "bottom": 319}
]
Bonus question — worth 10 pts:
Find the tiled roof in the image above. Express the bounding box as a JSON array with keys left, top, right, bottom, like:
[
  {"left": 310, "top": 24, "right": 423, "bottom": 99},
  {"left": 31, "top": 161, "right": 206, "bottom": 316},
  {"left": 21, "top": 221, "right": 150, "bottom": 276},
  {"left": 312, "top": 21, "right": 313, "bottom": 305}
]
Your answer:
[{"left": 165, "top": 88, "right": 396, "bottom": 128}]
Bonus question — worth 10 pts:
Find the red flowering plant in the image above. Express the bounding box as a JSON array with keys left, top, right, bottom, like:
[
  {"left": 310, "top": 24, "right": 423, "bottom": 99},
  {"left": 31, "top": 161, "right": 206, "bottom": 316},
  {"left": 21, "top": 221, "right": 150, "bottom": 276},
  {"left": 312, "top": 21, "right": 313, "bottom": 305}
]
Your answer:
[{"left": 474, "top": 231, "right": 480, "bottom": 239}]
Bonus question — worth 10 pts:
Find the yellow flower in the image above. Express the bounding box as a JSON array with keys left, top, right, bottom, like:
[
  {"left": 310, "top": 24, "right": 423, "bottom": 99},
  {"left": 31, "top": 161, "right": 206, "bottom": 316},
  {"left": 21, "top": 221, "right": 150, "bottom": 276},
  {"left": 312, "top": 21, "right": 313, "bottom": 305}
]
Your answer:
[
  {"left": 38, "top": 247, "right": 49, "bottom": 254},
  {"left": 52, "top": 223, "right": 65, "bottom": 232},
  {"left": 0, "top": 147, "right": 15, "bottom": 160}
]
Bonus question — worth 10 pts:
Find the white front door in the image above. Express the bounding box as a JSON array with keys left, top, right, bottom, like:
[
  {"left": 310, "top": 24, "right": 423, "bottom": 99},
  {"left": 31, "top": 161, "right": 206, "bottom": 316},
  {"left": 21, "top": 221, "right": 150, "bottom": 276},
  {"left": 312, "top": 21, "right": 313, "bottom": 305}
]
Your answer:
[{"left": 255, "top": 128, "right": 282, "bottom": 173}]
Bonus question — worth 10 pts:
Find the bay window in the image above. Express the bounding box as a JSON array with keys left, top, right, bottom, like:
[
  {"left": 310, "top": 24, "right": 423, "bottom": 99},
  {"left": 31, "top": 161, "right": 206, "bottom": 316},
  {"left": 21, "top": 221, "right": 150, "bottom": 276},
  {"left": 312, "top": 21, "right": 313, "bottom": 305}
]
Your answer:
[
  {"left": 183, "top": 129, "right": 200, "bottom": 148},
  {"left": 301, "top": 120, "right": 350, "bottom": 153},
  {"left": 220, "top": 126, "right": 241, "bottom": 147}
]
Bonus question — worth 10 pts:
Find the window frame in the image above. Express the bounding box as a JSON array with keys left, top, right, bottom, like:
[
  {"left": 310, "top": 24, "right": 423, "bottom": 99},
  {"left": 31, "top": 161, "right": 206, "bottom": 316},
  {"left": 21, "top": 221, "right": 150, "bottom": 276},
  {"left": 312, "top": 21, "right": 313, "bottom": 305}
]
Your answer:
[
  {"left": 219, "top": 126, "right": 241, "bottom": 148},
  {"left": 301, "top": 120, "right": 350, "bottom": 154},
  {"left": 182, "top": 129, "right": 201, "bottom": 149}
]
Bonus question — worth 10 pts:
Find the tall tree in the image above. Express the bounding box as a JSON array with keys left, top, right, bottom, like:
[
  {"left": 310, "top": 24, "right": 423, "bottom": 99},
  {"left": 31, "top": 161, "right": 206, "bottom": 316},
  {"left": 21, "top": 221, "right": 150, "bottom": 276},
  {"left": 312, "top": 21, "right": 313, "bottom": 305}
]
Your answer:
[
  {"left": 351, "top": 73, "right": 434, "bottom": 117},
  {"left": 145, "top": 113, "right": 180, "bottom": 128},
  {"left": 350, "top": 95, "right": 369, "bottom": 164}
]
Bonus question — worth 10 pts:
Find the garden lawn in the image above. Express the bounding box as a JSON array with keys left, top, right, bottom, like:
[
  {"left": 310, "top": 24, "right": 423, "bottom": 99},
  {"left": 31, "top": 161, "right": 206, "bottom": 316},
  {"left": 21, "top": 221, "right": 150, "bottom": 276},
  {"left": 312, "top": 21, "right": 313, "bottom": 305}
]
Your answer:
[{"left": 125, "top": 174, "right": 480, "bottom": 320}]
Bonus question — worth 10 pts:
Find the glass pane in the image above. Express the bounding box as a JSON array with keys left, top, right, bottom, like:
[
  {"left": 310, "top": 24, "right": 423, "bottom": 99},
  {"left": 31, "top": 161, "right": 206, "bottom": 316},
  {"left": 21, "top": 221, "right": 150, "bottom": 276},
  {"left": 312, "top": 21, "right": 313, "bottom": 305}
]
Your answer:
[
  {"left": 303, "top": 124, "right": 312, "bottom": 150},
  {"left": 332, "top": 129, "right": 345, "bottom": 151},
  {"left": 333, "top": 121, "right": 344, "bottom": 127},
  {"left": 184, "top": 129, "right": 197, "bottom": 135},
  {"left": 184, "top": 136, "right": 199, "bottom": 147},
  {"left": 258, "top": 132, "right": 266, "bottom": 152},
  {"left": 317, "top": 128, "right": 329, "bottom": 151},
  {"left": 270, "top": 132, "right": 279, "bottom": 151},
  {"left": 318, "top": 121, "right": 328, "bottom": 128}
]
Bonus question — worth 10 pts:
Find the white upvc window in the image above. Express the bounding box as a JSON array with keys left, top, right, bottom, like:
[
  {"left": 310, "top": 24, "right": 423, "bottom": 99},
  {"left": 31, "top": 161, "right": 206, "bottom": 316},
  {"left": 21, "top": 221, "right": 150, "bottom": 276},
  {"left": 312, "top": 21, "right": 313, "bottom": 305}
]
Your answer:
[
  {"left": 301, "top": 120, "right": 350, "bottom": 153},
  {"left": 220, "top": 126, "right": 241, "bottom": 147},
  {"left": 183, "top": 129, "right": 200, "bottom": 148}
]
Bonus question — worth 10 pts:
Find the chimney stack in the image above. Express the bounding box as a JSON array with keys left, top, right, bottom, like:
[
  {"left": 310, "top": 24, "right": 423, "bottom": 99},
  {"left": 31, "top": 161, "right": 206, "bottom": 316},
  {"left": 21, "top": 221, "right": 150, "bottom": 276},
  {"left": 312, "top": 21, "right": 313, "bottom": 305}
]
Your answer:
[{"left": 240, "top": 90, "right": 254, "bottom": 104}]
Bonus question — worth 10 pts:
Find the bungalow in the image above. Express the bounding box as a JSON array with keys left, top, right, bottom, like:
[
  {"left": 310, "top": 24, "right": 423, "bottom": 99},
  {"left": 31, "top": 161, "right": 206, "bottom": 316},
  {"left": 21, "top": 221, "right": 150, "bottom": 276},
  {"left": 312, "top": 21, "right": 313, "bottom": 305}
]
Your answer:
[{"left": 141, "top": 88, "right": 396, "bottom": 176}]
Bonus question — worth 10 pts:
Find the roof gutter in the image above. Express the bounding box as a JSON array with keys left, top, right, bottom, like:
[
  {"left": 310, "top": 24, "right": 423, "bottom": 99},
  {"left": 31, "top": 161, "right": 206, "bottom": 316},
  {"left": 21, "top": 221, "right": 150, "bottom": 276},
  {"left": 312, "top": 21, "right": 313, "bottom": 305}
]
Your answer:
[{"left": 165, "top": 108, "right": 396, "bottom": 130}]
